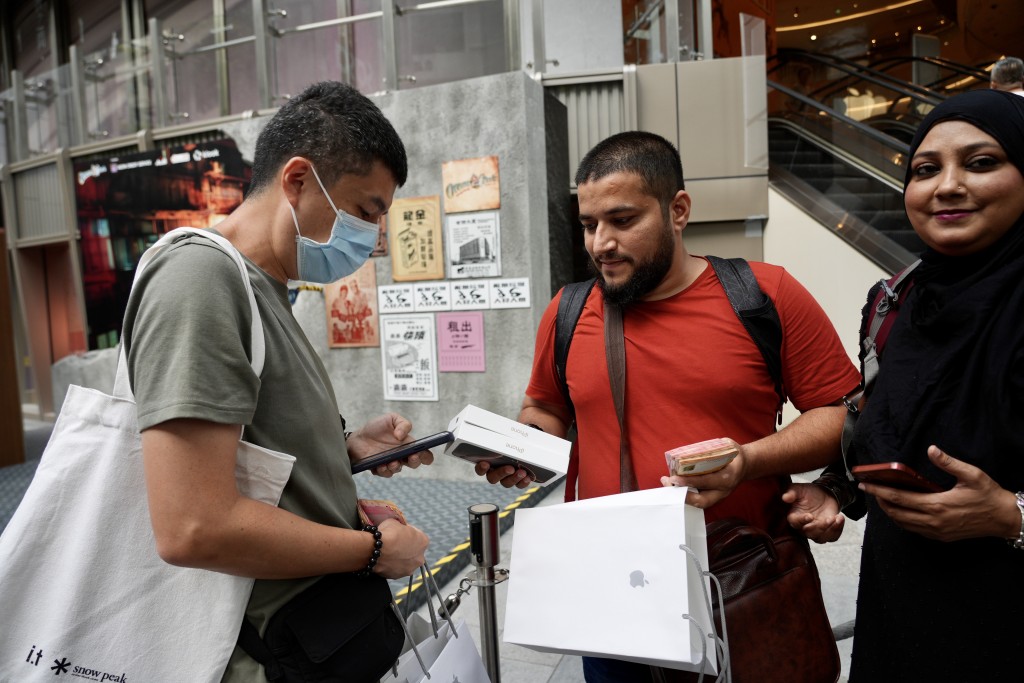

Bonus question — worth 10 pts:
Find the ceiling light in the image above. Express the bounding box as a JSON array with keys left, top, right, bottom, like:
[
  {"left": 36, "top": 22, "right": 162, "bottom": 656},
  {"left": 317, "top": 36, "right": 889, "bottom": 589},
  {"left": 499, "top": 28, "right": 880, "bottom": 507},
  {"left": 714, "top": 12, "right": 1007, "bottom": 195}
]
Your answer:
[
  {"left": 778, "top": 0, "right": 924, "bottom": 32},
  {"left": 811, "top": 34, "right": 818, "bottom": 40}
]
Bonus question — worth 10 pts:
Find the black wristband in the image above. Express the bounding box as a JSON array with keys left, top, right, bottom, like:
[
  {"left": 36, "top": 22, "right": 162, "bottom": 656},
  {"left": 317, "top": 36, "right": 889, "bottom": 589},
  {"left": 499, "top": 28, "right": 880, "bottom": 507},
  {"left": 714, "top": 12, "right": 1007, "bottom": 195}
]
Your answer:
[
  {"left": 355, "top": 524, "right": 383, "bottom": 577},
  {"left": 812, "top": 471, "right": 857, "bottom": 511}
]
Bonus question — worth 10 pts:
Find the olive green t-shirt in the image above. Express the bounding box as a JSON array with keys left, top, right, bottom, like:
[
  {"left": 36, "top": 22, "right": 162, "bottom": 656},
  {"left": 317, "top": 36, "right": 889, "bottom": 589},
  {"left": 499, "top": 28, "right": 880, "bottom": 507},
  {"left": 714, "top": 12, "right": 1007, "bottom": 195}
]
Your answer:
[{"left": 122, "top": 231, "right": 360, "bottom": 682}]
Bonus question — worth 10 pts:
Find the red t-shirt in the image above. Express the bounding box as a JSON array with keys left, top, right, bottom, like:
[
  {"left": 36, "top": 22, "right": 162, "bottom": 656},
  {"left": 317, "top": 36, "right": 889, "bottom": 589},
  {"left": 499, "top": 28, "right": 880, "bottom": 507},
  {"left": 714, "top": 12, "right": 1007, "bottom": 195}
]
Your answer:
[{"left": 527, "top": 259, "right": 860, "bottom": 532}]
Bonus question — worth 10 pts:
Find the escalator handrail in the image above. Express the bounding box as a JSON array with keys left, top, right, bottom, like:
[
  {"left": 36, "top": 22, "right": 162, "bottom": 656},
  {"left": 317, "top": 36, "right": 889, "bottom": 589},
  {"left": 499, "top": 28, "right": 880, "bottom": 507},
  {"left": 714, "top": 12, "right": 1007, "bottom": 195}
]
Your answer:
[
  {"left": 767, "top": 79, "right": 912, "bottom": 157},
  {"left": 816, "top": 55, "right": 988, "bottom": 100},
  {"left": 781, "top": 49, "right": 944, "bottom": 106},
  {"left": 769, "top": 117, "right": 904, "bottom": 191},
  {"left": 864, "top": 54, "right": 990, "bottom": 82}
]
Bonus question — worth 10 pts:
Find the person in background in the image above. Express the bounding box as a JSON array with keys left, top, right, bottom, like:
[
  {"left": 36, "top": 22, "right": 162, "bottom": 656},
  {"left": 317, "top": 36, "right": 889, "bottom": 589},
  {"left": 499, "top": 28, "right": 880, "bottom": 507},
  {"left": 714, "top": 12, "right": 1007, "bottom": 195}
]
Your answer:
[
  {"left": 990, "top": 56, "right": 1024, "bottom": 96},
  {"left": 123, "top": 81, "right": 431, "bottom": 682},
  {"left": 785, "top": 89, "right": 1024, "bottom": 681},
  {"left": 479, "top": 131, "right": 860, "bottom": 683}
]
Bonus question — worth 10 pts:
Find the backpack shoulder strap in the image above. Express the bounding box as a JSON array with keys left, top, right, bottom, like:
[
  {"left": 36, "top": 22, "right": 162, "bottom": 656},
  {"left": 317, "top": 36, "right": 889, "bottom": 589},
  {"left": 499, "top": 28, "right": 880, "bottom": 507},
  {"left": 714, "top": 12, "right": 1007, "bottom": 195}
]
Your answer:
[
  {"left": 860, "top": 259, "right": 920, "bottom": 392},
  {"left": 706, "top": 256, "right": 785, "bottom": 418},
  {"left": 554, "top": 278, "right": 598, "bottom": 418},
  {"left": 840, "top": 259, "right": 921, "bottom": 477}
]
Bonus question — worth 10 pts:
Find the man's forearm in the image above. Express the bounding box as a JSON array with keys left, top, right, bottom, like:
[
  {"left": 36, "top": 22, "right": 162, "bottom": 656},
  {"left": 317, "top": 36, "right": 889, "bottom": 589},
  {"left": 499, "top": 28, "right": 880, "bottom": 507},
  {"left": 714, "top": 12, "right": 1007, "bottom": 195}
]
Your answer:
[
  {"left": 742, "top": 405, "right": 846, "bottom": 480},
  {"left": 518, "top": 401, "right": 570, "bottom": 439}
]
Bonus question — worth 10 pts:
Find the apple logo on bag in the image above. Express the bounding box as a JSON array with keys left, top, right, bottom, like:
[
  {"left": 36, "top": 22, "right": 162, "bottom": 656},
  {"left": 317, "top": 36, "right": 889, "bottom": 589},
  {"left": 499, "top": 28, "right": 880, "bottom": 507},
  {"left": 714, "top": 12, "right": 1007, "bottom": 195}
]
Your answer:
[{"left": 629, "top": 570, "right": 649, "bottom": 588}]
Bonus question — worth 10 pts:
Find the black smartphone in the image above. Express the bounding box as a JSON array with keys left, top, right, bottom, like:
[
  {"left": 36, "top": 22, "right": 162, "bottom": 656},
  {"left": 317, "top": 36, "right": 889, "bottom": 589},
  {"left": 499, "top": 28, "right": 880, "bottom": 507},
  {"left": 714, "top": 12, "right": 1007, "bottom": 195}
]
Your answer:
[
  {"left": 851, "top": 462, "right": 944, "bottom": 493},
  {"left": 350, "top": 431, "right": 454, "bottom": 474}
]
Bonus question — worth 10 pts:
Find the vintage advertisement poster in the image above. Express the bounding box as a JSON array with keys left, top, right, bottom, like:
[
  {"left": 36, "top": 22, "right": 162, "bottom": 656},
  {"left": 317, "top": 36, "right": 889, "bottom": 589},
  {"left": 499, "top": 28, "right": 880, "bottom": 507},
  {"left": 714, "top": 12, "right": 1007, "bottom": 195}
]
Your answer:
[
  {"left": 414, "top": 282, "right": 452, "bottom": 312},
  {"left": 446, "top": 211, "right": 501, "bottom": 279},
  {"left": 380, "top": 314, "right": 439, "bottom": 401},
  {"left": 388, "top": 196, "right": 444, "bottom": 280},
  {"left": 324, "top": 261, "right": 379, "bottom": 348},
  {"left": 441, "top": 155, "right": 500, "bottom": 214},
  {"left": 437, "top": 312, "right": 485, "bottom": 372},
  {"left": 378, "top": 284, "right": 415, "bottom": 314},
  {"left": 451, "top": 281, "right": 490, "bottom": 310},
  {"left": 489, "top": 277, "right": 530, "bottom": 308}
]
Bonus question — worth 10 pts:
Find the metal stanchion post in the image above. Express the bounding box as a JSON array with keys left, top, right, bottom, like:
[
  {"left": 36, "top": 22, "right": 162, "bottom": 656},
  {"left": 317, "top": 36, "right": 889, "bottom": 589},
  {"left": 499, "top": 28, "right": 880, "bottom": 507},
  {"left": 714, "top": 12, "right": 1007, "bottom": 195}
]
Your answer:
[{"left": 468, "top": 503, "right": 507, "bottom": 683}]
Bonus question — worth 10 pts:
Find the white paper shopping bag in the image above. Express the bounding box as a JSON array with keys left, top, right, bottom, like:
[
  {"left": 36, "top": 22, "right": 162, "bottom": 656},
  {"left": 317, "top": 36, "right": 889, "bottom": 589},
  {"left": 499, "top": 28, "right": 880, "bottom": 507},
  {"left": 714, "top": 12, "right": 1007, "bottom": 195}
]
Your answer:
[
  {"left": 383, "top": 619, "right": 490, "bottom": 683},
  {"left": 503, "top": 487, "right": 717, "bottom": 674}
]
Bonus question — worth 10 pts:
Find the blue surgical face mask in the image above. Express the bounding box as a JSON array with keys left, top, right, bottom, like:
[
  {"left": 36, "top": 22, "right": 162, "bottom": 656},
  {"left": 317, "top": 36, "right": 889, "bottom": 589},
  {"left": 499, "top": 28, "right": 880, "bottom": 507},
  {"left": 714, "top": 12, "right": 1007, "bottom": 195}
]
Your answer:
[{"left": 289, "top": 164, "right": 380, "bottom": 283}]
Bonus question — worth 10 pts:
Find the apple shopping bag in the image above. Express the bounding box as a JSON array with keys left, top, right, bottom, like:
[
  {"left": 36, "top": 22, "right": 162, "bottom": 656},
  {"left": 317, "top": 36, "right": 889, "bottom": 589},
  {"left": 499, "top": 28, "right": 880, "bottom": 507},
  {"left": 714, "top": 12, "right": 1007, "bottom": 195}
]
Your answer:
[{"left": 503, "top": 487, "right": 718, "bottom": 675}]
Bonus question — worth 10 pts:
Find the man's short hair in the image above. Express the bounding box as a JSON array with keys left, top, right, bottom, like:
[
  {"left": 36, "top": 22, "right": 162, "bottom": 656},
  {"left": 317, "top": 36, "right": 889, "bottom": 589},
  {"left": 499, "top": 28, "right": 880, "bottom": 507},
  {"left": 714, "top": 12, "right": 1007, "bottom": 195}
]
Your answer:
[
  {"left": 248, "top": 81, "right": 408, "bottom": 197},
  {"left": 574, "top": 131, "right": 685, "bottom": 209},
  {"left": 991, "top": 57, "right": 1024, "bottom": 90}
]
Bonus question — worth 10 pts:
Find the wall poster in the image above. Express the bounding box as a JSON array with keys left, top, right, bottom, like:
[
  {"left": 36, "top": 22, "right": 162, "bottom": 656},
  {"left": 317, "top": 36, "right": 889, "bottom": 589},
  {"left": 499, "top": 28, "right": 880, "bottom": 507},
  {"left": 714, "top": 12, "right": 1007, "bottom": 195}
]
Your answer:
[
  {"left": 437, "top": 312, "right": 485, "bottom": 373},
  {"left": 324, "top": 261, "right": 379, "bottom": 348},
  {"left": 388, "top": 195, "right": 444, "bottom": 281},
  {"left": 413, "top": 282, "right": 452, "bottom": 312},
  {"left": 441, "top": 155, "right": 500, "bottom": 214},
  {"left": 378, "top": 284, "right": 415, "bottom": 314},
  {"left": 380, "top": 314, "right": 439, "bottom": 401},
  {"left": 446, "top": 210, "right": 501, "bottom": 279}
]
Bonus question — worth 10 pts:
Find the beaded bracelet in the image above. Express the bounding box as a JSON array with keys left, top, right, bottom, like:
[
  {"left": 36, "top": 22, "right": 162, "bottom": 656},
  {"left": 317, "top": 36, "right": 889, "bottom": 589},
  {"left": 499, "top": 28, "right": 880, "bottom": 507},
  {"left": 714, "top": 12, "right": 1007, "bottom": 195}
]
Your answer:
[{"left": 356, "top": 524, "right": 383, "bottom": 577}]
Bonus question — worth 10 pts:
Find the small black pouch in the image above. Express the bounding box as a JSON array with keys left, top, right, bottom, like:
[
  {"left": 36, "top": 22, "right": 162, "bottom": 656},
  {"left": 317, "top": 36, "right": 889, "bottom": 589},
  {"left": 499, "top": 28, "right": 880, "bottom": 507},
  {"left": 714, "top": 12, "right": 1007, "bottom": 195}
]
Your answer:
[{"left": 239, "top": 573, "right": 404, "bottom": 683}]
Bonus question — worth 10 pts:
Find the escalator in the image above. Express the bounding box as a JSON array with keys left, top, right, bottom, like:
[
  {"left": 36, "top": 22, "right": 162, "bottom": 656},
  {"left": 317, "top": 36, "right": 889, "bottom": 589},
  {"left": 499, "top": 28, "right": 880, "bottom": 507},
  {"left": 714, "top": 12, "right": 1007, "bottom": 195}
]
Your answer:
[{"left": 765, "top": 50, "right": 993, "bottom": 273}]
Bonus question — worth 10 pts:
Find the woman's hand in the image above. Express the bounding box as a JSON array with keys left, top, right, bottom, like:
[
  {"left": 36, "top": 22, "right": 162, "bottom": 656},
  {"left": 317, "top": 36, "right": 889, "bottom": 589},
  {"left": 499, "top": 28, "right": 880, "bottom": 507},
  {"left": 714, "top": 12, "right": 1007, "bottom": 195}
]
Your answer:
[
  {"left": 347, "top": 413, "right": 435, "bottom": 477},
  {"left": 861, "top": 445, "right": 1020, "bottom": 542},
  {"left": 782, "top": 483, "right": 845, "bottom": 543},
  {"left": 374, "top": 519, "right": 429, "bottom": 578}
]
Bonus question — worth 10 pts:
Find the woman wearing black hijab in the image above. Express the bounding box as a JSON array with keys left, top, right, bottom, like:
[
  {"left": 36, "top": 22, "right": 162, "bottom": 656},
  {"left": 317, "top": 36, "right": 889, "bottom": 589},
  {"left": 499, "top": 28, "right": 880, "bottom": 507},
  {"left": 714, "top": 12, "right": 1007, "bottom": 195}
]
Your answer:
[{"left": 784, "top": 88, "right": 1024, "bottom": 680}]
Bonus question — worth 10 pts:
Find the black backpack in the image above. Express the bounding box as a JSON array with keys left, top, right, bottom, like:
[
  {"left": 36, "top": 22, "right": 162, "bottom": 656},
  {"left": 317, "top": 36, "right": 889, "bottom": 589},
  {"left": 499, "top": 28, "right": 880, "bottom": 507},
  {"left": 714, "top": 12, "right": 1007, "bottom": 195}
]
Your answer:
[{"left": 554, "top": 256, "right": 786, "bottom": 423}]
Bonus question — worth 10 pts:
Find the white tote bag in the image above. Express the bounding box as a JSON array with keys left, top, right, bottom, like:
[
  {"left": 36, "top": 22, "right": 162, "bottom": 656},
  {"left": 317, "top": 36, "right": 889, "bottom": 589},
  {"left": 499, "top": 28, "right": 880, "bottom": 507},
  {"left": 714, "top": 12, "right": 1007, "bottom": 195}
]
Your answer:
[
  {"left": 503, "top": 486, "right": 719, "bottom": 675},
  {"left": 0, "top": 228, "right": 295, "bottom": 682}
]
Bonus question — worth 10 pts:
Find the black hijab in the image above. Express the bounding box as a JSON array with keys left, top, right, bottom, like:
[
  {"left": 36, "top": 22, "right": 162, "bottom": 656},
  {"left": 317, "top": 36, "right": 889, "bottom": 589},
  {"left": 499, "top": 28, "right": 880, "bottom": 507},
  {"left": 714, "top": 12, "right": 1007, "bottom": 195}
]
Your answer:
[{"left": 850, "top": 89, "right": 1024, "bottom": 491}]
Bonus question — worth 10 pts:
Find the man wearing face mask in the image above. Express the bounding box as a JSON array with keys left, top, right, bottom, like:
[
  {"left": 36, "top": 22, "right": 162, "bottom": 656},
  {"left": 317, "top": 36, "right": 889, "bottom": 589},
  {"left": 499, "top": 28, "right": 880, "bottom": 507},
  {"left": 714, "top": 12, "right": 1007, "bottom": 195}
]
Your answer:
[{"left": 121, "top": 82, "right": 430, "bottom": 682}]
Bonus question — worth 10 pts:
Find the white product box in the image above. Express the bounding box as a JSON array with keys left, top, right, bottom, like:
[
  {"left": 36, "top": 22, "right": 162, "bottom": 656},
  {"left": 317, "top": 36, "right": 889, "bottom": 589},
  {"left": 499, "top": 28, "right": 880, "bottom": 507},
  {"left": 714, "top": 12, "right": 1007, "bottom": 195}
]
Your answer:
[
  {"left": 445, "top": 420, "right": 569, "bottom": 484},
  {"left": 446, "top": 404, "right": 572, "bottom": 459}
]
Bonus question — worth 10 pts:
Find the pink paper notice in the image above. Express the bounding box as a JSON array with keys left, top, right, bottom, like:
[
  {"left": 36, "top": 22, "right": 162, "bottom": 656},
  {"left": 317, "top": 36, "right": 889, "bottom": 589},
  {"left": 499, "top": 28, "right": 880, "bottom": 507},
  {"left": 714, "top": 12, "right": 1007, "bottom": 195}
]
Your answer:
[{"left": 437, "top": 311, "right": 485, "bottom": 372}]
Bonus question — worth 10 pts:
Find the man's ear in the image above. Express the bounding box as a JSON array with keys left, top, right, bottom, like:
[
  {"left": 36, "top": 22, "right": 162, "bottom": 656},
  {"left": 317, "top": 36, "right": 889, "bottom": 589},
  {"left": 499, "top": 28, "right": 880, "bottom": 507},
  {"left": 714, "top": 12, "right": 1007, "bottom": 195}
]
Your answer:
[
  {"left": 670, "top": 189, "right": 692, "bottom": 234},
  {"left": 280, "top": 156, "right": 313, "bottom": 205}
]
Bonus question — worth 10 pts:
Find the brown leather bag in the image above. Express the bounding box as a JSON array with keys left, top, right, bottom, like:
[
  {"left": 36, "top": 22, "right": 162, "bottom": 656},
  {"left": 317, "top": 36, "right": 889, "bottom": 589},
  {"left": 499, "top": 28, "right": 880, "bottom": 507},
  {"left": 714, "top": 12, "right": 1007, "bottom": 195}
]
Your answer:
[
  {"left": 658, "top": 519, "right": 840, "bottom": 683},
  {"left": 718, "top": 519, "right": 842, "bottom": 682}
]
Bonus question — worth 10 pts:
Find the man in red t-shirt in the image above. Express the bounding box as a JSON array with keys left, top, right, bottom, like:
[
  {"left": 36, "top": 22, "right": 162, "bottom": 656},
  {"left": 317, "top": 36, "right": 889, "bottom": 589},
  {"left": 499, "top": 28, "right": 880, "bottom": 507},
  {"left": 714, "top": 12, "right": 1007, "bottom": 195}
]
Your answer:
[{"left": 477, "top": 131, "right": 859, "bottom": 683}]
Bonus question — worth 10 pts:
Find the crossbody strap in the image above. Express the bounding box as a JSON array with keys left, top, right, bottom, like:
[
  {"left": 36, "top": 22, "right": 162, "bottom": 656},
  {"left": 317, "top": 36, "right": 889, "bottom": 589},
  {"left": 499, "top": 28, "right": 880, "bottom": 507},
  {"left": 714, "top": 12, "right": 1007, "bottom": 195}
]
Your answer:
[
  {"left": 113, "top": 228, "right": 265, "bottom": 399},
  {"left": 237, "top": 618, "right": 284, "bottom": 681},
  {"left": 603, "top": 300, "right": 637, "bottom": 493},
  {"left": 555, "top": 278, "right": 598, "bottom": 418}
]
